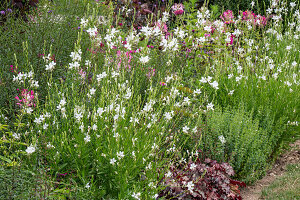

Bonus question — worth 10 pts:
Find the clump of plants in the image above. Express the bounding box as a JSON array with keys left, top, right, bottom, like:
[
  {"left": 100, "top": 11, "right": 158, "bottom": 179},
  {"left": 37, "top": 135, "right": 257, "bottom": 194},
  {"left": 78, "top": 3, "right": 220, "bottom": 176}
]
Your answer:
[
  {"left": 158, "top": 157, "right": 246, "bottom": 199},
  {"left": 0, "top": 0, "right": 299, "bottom": 198}
]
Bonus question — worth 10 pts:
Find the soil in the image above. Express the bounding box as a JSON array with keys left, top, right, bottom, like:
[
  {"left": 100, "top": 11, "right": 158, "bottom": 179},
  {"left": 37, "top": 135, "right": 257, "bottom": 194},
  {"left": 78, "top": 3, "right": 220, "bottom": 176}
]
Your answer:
[{"left": 241, "top": 139, "right": 300, "bottom": 200}]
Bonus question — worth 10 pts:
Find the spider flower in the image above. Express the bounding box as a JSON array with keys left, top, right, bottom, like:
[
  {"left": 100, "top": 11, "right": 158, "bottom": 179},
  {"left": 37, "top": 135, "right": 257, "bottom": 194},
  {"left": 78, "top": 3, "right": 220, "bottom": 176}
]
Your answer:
[
  {"left": 171, "top": 3, "right": 184, "bottom": 16},
  {"left": 15, "top": 89, "right": 35, "bottom": 108},
  {"left": 220, "top": 10, "right": 235, "bottom": 24}
]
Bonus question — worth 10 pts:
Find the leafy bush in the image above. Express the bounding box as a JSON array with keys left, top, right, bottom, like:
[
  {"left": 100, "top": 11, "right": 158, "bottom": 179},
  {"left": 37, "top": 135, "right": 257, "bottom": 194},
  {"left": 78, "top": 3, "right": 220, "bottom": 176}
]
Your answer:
[
  {"left": 158, "top": 158, "right": 246, "bottom": 199},
  {"left": 199, "top": 106, "right": 287, "bottom": 183}
]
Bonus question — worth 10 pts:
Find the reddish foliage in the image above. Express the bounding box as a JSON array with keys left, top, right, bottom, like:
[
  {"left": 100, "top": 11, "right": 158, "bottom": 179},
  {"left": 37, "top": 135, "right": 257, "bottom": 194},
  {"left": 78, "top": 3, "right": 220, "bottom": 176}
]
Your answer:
[{"left": 158, "top": 158, "right": 246, "bottom": 200}]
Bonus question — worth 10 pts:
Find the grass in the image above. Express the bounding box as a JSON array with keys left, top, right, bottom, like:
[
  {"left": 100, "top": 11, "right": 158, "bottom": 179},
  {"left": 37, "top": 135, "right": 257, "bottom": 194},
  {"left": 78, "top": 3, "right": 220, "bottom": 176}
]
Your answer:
[{"left": 261, "top": 164, "right": 300, "bottom": 200}]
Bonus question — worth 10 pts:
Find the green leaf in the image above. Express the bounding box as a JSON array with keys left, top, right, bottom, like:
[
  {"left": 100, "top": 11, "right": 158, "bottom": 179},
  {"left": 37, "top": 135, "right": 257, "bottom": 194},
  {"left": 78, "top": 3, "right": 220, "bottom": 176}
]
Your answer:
[{"left": 0, "top": 155, "right": 12, "bottom": 163}]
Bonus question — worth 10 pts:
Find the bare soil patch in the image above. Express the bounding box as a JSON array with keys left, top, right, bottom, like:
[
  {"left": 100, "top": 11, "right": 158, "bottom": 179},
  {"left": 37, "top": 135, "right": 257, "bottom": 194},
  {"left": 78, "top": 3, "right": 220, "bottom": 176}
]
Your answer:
[{"left": 241, "top": 140, "right": 300, "bottom": 200}]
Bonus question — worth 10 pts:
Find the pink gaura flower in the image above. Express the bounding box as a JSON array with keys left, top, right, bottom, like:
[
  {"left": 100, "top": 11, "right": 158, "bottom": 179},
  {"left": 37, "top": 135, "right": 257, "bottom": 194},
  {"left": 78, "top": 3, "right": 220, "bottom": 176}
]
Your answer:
[
  {"left": 15, "top": 89, "right": 35, "bottom": 108},
  {"left": 79, "top": 69, "right": 86, "bottom": 79}
]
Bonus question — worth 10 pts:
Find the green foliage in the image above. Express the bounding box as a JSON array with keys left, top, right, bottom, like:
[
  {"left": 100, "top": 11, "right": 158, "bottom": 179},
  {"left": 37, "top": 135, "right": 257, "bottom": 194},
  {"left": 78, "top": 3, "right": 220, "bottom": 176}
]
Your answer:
[
  {"left": 0, "top": 0, "right": 299, "bottom": 197},
  {"left": 200, "top": 106, "right": 286, "bottom": 183}
]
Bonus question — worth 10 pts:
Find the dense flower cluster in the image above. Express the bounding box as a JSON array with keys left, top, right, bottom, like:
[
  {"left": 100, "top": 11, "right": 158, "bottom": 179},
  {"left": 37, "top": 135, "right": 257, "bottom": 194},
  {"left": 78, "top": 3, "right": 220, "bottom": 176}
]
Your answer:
[{"left": 15, "top": 89, "right": 35, "bottom": 108}]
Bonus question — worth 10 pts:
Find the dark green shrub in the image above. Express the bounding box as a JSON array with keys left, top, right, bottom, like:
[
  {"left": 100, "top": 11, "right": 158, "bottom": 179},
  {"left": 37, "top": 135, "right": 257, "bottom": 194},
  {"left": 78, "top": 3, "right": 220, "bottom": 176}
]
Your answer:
[{"left": 198, "top": 105, "right": 286, "bottom": 183}]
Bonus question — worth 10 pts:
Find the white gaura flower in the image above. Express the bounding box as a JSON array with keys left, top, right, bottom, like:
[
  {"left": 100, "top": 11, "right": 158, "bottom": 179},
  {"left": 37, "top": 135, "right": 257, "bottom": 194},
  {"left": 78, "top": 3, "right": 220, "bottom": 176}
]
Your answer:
[
  {"left": 210, "top": 80, "right": 219, "bottom": 90},
  {"left": 183, "top": 97, "right": 191, "bottom": 105},
  {"left": 162, "top": 11, "right": 169, "bottom": 22},
  {"left": 290, "top": 2, "right": 296, "bottom": 8},
  {"left": 92, "top": 124, "right": 97, "bottom": 131},
  {"left": 26, "top": 145, "right": 36, "bottom": 154},
  {"left": 80, "top": 17, "right": 88, "bottom": 27},
  {"left": 84, "top": 134, "right": 91, "bottom": 143},
  {"left": 194, "top": 89, "right": 201, "bottom": 95},
  {"left": 69, "top": 61, "right": 80, "bottom": 70},
  {"left": 117, "top": 151, "right": 125, "bottom": 159},
  {"left": 87, "top": 26, "right": 98, "bottom": 37},
  {"left": 190, "top": 163, "right": 197, "bottom": 170},
  {"left": 141, "top": 25, "right": 152, "bottom": 37},
  {"left": 85, "top": 183, "right": 90, "bottom": 189},
  {"left": 165, "top": 171, "right": 172, "bottom": 177},
  {"left": 186, "top": 181, "right": 194, "bottom": 193},
  {"left": 96, "top": 71, "right": 107, "bottom": 82},
  {"left": 12, "top": 132, "right": 20, "bottom": 140},
  {"left": 218, "top": 135, "right": 226, "bottom": 144},
  {"left": 132, "top": 192, "right": 141, "bottom": 200},
  {"left": 207, "top": 102, "right": 214, "bottom": 111},
  {"left": 124, "top": 88, "right": 132, "bottom": 99},
  {"left": 45, "top": 61, "right": 56, "bottom": 71},
  {"left": 89, "top": 88, "right": 96, "bottom": 95},
  {"left": 110, "top": 158, "right": 117, "bottom": 165},
  {"left": 140, "top": 55, "right": 150, "bottom": 64},
  {"left": 164, "top": 112, "right": 173, "bottom": 121},
  {"left": 43, "top": 123, "right": 49, "bottom": 130},
  {"left": 70, "top": 50, "right": 82, "bottom": 62},
  {"left": 182, "top": 126, "right": 190, "bottom": 133}
]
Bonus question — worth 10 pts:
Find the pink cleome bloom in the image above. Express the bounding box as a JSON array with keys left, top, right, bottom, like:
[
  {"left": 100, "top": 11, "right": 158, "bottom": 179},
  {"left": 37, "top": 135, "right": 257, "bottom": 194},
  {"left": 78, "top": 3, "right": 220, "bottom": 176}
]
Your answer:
[
  {"left": 171, "top": 3, "right": 184, "bottom": 16},
  {"left": 242, "top": 10, "right": 267, "bottom": 27},
  {"left": 255, "top": 15, "right": 267, "bottom": 26},
  {"left": 220, "top": 10, "right": 235, "bottom": 24},
  {"left": 242, "top": 10, "right": 256, "bottom": 21},
  {"left": 15, "top": 89, "right": 35, "bottom": 108}
]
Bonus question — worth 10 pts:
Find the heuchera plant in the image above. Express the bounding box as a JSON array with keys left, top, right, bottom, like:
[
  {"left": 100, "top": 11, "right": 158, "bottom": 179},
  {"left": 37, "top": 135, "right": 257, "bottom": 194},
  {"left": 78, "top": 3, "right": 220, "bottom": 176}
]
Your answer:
[{"left": 158, "top": 158, "right": 246, "bottom": 200}]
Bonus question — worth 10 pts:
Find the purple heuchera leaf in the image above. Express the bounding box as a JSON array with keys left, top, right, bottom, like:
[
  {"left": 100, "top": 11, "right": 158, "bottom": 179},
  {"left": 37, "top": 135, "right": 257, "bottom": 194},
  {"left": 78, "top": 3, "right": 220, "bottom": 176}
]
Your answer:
[{"left": 158, "top": 157, "right": 246, "bottom": 199}]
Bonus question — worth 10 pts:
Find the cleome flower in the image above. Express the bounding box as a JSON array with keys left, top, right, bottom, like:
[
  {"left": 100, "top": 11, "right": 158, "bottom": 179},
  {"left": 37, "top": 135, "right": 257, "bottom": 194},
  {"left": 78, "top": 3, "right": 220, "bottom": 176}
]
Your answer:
[{"left": 15, "top": 89, "right": 35, "bottom": 108}]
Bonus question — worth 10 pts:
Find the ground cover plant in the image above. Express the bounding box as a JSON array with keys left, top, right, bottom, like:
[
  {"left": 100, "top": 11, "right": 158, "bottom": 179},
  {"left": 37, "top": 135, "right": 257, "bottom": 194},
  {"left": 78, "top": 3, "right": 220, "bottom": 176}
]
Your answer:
[{"left": 0, "top": 0, "right": 299, "bottom": 199}]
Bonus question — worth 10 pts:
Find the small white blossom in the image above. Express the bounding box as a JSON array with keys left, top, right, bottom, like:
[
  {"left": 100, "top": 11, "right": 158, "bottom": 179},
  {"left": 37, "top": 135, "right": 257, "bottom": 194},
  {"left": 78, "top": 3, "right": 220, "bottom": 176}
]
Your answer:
[
  {"left": 25, "top": 145, "right": 36, "bottom": 154},
  {"left": 182, "top": 126, "right": 190, "bottom": 133},
  {"left": 207, "top": 102, "right": 214, "bottom": 111},
  {"left": 140, "top": 56, "right": 150, "bottom": 64},
  {"left": 132, "top": 192, "right": 141, "bottom": 200},
  {"left": 190, "top": 163, "right": 197, "bottom": 170},
  {"left": 219, "top": 135, "right": 226, "bottom": 144},
  {"left": 84, "top": 134, "right": 91, "bottom": 143},
  {"left": 117, "top": 151, "right": 125, "bottom": 159},
  {"left": 110, "top": 158, "right": 117, "bottom": 165}
]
